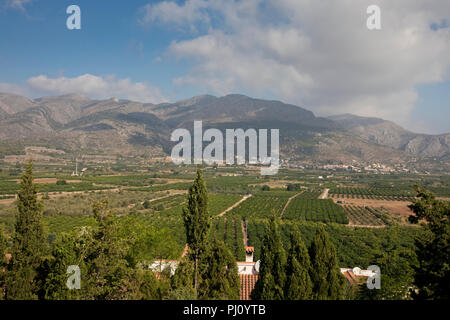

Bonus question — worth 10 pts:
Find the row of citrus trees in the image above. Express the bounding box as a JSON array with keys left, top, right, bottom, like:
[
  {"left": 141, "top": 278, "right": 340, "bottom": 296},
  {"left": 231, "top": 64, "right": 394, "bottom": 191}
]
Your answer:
[
  {"left": 283, "top": 199, "right": 349, "bottom": 224},
  {"left": 343, "top": 205, "right": 384, "bottom": 226},
  {"left": 210, "top": 217, "right": 246, "bottom": 261},
  {"left": 330, "top": 187, "right": 415, "bottom": 201}
]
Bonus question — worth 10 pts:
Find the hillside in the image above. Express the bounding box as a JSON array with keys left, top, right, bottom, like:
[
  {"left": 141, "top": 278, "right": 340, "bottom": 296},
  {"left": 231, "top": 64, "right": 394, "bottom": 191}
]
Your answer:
[
  {"left": 0, "top": 92, "right": 447, "bottom": 164},
  {"left": 328, "top": 114, "right": 450, "bottom": 158}
]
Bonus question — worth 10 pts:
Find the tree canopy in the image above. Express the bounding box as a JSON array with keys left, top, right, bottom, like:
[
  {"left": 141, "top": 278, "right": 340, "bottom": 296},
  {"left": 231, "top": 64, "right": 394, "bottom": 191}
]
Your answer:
[{"left": 408, "top": 186, "right": 449, "bottom": 299}]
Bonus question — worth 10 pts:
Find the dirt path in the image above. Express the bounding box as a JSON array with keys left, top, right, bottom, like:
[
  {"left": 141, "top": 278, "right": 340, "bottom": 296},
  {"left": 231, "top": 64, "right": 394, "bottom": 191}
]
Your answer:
[
  {"left": 280, "top": 191, "right": 304, "bottom": 218},
  {"left": 241, "top": 220, "right": 248, "bottom": 247},
  {"left": 216, "top": 194, "right": 252, "bottom": 217},
  {"left": 45, "top": 188, "right": 122, "bottom": 201},
  {"left": 181, "top": 244, "right": 189, "bottom": 258},
  {"left": 345, "top": 223, "right": 385, "bottom": 228},
  {"left": 0, "top": 196, "right": 17, "bottom": 206},
  {"left": 319, "top": 188, "right": 330, "bottom": 199}
]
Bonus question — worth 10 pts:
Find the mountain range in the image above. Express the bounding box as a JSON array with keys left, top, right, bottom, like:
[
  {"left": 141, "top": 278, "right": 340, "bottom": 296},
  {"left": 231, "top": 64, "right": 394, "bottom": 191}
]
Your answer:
[{"left": 0, "top": 92, "right": 448, "bottom": 165}]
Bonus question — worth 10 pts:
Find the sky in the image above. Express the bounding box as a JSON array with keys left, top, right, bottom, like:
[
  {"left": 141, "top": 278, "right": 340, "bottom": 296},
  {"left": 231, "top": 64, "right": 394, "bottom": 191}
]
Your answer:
[{"left": 0, "top": 0, "right": 449, "bottom": 134}]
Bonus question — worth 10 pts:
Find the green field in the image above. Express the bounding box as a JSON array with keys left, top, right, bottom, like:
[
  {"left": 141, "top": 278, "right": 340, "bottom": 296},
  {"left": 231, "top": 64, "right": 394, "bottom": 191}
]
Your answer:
[
  {"left": 229, "top": 191, "right": 296, "bottom": 219},
  {"left": 330, "top": 187, "right": 415, "bottom": 201},
  {"left": 283, "top": 199, "right": 349, "bottom": 224},
  {"left": 343, "top": 205, "right": 385, "bottom": 226},
  {"left": 210, "top": 217, "right": 246, "bottom": 261}
]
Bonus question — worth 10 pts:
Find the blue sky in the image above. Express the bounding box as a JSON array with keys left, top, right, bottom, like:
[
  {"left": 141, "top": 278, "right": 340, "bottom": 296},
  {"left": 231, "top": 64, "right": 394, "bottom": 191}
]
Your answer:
[{"left": 0, "top": 0, "right": 449, "bottom": 134}]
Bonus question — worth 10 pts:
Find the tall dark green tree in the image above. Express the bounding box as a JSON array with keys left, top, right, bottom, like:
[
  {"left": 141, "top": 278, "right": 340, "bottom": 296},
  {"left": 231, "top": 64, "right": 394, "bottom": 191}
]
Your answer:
[
  {"left": 198, "top": 239, "right": 240, "bottom": 300},
  {"left": 171, "top": 258, "right": 195, "bottom": 290},
  {"left": 251, "top": 216, "right": 286, "bottom": 300},
  {"left": 182, "top": 166, "right": 210, "bottom": 289},
  {"left": 309, "top": 224, "right": 345, "bottom": 300},
  {"left": 285, "top": 229, "right": 313, "bottom": 300},
  {"left": 6, "top": 159, "right": 46, "bottom": 300},
  {"left": 0, "top": 225, "right": 7, "bottom": 300},
  {"left": 42, "top": 201, "right": 163, "bottom": 300},
  {"left": 408, "top": 186, "right": 449, "bottom": 299},
  {"left": 124, "top": 268, "right": 161, "bottom": 300},
  {"left": 82, "top": 199, "right": 132, "bottom": 299},
  {"left": 169, "top": 257, "right": 197, "bottom": 299},
  {"left": 40, "top": 232, "right": 86, "bottom": 300}
]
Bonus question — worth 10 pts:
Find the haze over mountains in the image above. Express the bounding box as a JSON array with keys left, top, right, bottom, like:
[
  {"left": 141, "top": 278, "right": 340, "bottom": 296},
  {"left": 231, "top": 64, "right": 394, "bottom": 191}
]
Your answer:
[{"left": 0, "top": 92, "right": 448, "bottom": 164}]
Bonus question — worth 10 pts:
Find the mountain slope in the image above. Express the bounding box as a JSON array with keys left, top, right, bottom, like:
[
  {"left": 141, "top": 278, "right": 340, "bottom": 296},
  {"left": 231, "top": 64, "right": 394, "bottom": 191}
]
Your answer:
[
  {"left": 329, "top": 114, "right": 450, "bottom": 158},
  {"left": 152, "top": 94, "right": 334, "bottom": 130},
  {"left": 0, "top": 93, "right": 35, "bottom": 116},
  {"left": 0, "top": 93, "right": 447, "bottom": 163}
]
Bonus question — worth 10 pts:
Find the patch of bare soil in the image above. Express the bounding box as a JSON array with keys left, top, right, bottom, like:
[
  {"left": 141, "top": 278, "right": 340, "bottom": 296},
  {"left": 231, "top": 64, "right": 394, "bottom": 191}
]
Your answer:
[
  {"left": 154, "top": 178, "right": 192, "bottom": 184},
  {"left": 332, "top": 198, "right": 412, "bottom": 216},
  {"left": 0, "top": 197, "right": 16, "bottom": 206},
  {"left": 318, "top": 188, "right": 329, "bottom": 199},
  {"left": 45, "top": 188, "right": 121, "bottom": 200}
]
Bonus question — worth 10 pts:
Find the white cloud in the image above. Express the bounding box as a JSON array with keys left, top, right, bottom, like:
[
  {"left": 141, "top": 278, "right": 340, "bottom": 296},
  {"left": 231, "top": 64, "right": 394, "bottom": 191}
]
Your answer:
[
  {"left": 4, "top": 0, "right": 33, "bottom": 11},
  {"left": 0, "top": 82, "right": 30, "bottom": 96},
  {"left": 27, "top": 74, "right": 167, "bottom": 103},
  {"left": 138, "top": 0, "right": 211, "bottom": 32},
  {"left": 144, "top": 0, "right": 450, "bottom": 128}
]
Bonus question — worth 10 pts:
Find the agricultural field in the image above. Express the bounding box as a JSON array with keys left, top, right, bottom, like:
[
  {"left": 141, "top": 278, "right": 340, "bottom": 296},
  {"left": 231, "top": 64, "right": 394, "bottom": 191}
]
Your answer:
[
  {"left": 295, "top": 189, "right": 323, "bottom": 199},
  {"left": 283, "top": 199, "right": 349, "bottom": 224},
  {"left": 210, "top": 217, "right": 246, "bottom": 261},
  {"left": 229, "top": 191, "right": 297, "bottom": 219},
  {"left": 329, "top": 187, "right": 416, "bottom": 201},
  {"left": 154, "top": 193, "right": 244, "bottom": 217},
  {"left": 0, "top": 160, "right": 447, "bottom": 267},
  {"left": 342, "top": 205, "right": 385, "bottom": 227}
]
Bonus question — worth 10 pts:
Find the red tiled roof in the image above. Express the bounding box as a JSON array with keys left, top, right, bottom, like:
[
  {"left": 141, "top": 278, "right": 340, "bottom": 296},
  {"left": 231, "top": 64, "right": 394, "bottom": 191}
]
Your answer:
[
  {"left": 240, "top": 274, "right": 258, "bottom": 300},
  {"left": 343, "top": 270, "right": 359, "bottom": 284},
  {"left": 245, "top": 247, "right": 254, "bottom": 253}
]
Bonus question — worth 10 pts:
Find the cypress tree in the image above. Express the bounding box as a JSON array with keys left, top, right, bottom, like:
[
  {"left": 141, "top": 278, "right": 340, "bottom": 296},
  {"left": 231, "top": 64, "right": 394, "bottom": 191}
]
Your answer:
[
  {"left": 171, "top": 257, "right": 195, "bottom": 290},
  {"left": 6, "top": 159, "right": 46, "bottom": 300},
  {"left": 182, "top": 166, "right": 210, "bottom": 289},
  {"left": 83, "top": 199, "right": 131, "bottom": 299},
  {"left": 198, "top": 239, "right": 240, "bottom": 300},
  {"left": 309, "top": 224, "right": 345, "bottom": 300},
  {"left": 285, "top": 229, "right": 313, "bottom": 300},
  {"left": 0, "top": 226, "right": 7, "bottom": 300},
  {"left": 41, "top": 232, "right": 87, "bottom": 300},
  {"left": 251, "top": 216, "right": 286, "bottom": 300}
]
